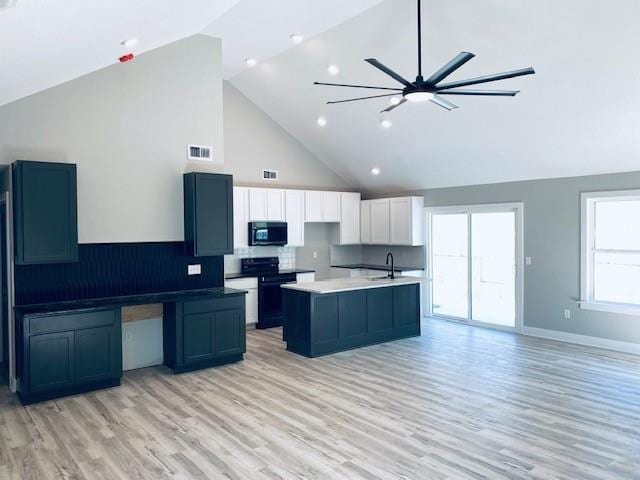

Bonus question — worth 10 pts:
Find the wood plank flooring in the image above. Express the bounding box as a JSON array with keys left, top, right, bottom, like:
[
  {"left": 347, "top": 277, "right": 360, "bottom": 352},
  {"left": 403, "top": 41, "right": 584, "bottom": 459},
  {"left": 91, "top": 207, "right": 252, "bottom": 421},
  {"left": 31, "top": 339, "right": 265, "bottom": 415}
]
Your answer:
[{"left": 1, "top": 318, "right": 639, "bottom": 479}]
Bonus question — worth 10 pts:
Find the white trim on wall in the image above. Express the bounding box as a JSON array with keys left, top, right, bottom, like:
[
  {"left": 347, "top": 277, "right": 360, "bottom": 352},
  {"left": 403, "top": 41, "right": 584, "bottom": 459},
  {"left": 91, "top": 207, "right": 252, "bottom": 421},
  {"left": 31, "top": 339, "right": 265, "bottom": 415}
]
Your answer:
[{"left": 523, "top": 326, "right": 640, "bottom": 355}]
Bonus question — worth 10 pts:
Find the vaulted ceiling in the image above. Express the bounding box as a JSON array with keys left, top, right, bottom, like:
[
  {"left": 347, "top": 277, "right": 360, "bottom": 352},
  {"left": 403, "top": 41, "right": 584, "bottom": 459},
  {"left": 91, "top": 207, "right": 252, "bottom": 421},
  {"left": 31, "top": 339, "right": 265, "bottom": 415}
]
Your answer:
[
  {"left": 230, "top": 0, "right": 640, "bottom": 191},
  {"left": 2, "top": 0, "right": 639, "bottom": 191}
]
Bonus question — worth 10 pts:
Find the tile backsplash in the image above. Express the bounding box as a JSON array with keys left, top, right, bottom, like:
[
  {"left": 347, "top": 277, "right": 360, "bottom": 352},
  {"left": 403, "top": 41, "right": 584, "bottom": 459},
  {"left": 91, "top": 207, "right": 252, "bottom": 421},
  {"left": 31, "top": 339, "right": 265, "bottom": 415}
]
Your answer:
[{"left": 224, "top": 246, "right": 296, "bottom": 273}]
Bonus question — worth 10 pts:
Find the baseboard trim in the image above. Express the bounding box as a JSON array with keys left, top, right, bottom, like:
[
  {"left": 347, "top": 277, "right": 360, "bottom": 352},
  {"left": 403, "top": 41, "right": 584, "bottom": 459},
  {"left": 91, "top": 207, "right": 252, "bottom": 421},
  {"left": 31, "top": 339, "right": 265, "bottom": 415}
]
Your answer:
[{"left": 522, "top": 327, "right": 640, "bottom": 355}]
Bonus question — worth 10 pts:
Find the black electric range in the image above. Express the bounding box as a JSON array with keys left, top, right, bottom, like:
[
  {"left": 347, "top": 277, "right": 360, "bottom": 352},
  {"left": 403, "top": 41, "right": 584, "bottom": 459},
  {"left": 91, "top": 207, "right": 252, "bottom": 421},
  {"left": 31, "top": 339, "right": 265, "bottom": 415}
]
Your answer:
[{"left": 241, "top": 257, "right": 297, "bottom": 329}]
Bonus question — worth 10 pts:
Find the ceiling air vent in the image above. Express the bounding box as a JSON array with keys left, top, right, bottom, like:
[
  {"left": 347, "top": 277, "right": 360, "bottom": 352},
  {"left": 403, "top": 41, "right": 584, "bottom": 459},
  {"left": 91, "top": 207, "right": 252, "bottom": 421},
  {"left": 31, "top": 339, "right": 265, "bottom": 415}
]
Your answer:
[
  {"left": 0, "top": 0, "right": 18, "bottom": 10},
  {"left": 262, "top": 169, "right": 279, "bottom": 181},
  {"left": 187, "top": 144, "right": 213, "bottom": 162}
]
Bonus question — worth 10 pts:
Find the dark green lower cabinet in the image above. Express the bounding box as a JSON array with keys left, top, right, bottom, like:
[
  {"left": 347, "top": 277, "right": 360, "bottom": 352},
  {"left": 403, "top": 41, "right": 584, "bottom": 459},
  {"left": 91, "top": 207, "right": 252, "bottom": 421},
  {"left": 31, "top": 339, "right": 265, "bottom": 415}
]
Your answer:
[
  {"left": 18, "top": 308, "right": 122, "bottom": 404},
  {"left": 283, "top": 284, "right": 420, "bottom": 358},
  {"left": 164, "top": 294, "right": 246, "bottom": 373}
]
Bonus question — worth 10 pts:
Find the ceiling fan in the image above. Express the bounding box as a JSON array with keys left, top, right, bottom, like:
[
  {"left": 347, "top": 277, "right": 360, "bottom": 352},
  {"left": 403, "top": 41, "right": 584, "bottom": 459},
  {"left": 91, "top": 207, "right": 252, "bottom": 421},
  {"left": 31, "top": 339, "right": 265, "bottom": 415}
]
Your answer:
[{"left": 314, "top": 0, "right": 535, "bottom": 112}]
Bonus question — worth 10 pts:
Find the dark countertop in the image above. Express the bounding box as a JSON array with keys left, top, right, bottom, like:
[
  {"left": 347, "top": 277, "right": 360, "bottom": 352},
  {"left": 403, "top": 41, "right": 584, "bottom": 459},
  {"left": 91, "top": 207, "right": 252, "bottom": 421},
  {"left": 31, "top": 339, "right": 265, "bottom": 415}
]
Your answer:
[
  {"left": 331, "top": 264, "right": 425, "bottom": 272},
  {"left": 14, "top": 287, "right": 247, "bottom": 315},
  {"left": 225, "top": 269, "right": 315, "bottom": 280}
]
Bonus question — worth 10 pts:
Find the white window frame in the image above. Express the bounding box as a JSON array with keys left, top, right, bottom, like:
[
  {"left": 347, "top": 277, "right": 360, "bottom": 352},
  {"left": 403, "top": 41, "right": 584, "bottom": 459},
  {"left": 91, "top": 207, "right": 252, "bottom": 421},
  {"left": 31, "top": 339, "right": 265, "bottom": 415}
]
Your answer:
[{"left": 580, "top": 189, "right": 640, "bottom": 316}]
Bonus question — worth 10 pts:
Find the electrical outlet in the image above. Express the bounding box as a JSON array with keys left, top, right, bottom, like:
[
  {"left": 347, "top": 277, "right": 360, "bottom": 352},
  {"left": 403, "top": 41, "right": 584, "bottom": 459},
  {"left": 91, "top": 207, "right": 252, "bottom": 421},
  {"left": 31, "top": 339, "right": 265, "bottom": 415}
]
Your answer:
[
  {"left": 564, "top": 309, "right": 571, "bottom": 319},
  {"left": 525, "top": 257, "right": 532, "bottom": 265},
  {"left": 125, "top": 332, "right": 133, "bottom": 342},
  {"left": 313, "top": 251, "right": 318, "bottom": 259},
  {"left": 188, "top": 264, "right": 202, "bottom": 275}
]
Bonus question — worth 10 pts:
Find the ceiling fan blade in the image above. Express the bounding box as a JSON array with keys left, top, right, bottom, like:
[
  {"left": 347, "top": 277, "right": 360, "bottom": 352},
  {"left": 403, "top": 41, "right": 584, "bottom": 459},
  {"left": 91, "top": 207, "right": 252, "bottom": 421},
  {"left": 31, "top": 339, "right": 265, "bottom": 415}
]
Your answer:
[
  {"left": 365, "top": 58, "right": 414, "bottom": 88},
  {"left": 436, "top": 67, "right": 535, "bottom": 90},
  {"left": 381, "top": 98, "right": 407, "bottom": 113},
  {"left": 327, "top": 93, "right": 399, "bottom": 105},
  {"left": 430, "top": 95, "right": 458, "bottom": 111},
  {"left": 314, "top": 81, "right": 403, "bottom": 91},
  {"left": 426, "top": 52, "right": 475, "bottom": 85},
  {"left": 437, "top": 89, "right": 520, "bottom": 96}
]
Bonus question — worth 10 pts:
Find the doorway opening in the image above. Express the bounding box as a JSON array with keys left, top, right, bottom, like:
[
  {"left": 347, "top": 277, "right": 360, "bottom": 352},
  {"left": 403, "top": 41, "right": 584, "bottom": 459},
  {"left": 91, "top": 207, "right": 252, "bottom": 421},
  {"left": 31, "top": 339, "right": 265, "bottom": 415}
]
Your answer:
[{"left": 425, "top": 203, "right": 524, "bottom": 332}]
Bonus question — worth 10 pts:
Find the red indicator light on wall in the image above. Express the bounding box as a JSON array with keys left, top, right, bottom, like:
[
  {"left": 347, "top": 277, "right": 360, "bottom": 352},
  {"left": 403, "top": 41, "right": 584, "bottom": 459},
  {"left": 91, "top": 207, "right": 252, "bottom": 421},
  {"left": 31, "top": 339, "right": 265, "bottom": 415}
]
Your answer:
[{"left": 119, "top": 53, "right": 135, "bottom": 63}]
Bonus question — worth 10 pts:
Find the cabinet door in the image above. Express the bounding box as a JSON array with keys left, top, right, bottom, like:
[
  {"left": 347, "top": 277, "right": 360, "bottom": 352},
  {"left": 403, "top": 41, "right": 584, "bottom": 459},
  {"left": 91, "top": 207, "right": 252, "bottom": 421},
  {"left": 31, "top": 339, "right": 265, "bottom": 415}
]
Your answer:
[
  {"left": 13, "top": 161, "right": 78, "bottom": 265},
  {"left": 323, "top": 192, "right": 341, "bottom": 222},
  {"left": 183, "top": 313, "right": 215, "bottom": 364},
  {"left": 76, "top": 326, "right": 120, "bottom": 384},
  {"left": 214, "top": 309, "right": 245, "bottom": 356},
  {"left": 370, "top": 199, "right": 390, "bottom": 244},
  {"left": 184, "top": 173, "right": 233, "bottom": 256},
  {"left": 339, "top": 193, "right": 361, "bottom": 244},
  {"left": 29, "top": 331, "right": 75, "bottom": 393},
  {"left": 390, "top": 197, "right": 412, "bottom": 245},
  {"left": 248, "top": 189, "right": 268, "bottom": 221},
  {"left": 233, "top": 187, "right": 249, "bottom": 249},
  {"left": 246, "top": 289, "right": 258, "bottom": 324},
  {"left": 393, "top": 285, "right": 419, "bottom": 327},
  {"left": 285, "top": 190, "right": 305, "bottom": 247},
  {"left": 360, "top": 201, "right": 371, "bottom": 244},
  {"left": 305, "top": 191, "right": 324, "bottom": 222},
  {"left": 266, "top": 190, "right": 285, "bottom": 221}
]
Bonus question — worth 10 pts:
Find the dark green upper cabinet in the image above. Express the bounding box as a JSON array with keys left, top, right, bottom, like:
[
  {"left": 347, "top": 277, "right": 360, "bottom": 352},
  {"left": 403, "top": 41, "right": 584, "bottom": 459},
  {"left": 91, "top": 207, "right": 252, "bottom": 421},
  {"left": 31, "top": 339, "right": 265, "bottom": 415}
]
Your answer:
[
  {"left": 13, "top": 160, "right": 78, "bottom": 265},
  {"left": 184, "top": 172, "right": 233, "bottom": 257}
]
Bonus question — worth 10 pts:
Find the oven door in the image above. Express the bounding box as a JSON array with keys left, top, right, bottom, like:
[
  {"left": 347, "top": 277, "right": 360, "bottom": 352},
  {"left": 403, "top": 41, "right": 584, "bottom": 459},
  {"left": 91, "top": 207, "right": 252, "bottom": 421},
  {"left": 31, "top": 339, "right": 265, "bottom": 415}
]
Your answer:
[
  {"left": 257, "top": 274, "right": 296, "bottom": 329},
  {"left": 249, "top": 222, "right": 288, "bottom": 246}
]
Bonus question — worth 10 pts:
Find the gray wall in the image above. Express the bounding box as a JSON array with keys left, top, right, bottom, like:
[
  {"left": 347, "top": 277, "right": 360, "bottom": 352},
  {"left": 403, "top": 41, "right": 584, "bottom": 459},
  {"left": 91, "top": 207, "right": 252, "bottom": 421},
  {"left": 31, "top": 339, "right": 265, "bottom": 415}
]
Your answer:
[
  {"left": 0, "top": 35, "right": 225, "bottom": 243},
  {"left": 296, "top": 224, "right": 337, "bottom": 280},
  {"left": 390, "top": 171, "right": 640, "bottom": 344}
]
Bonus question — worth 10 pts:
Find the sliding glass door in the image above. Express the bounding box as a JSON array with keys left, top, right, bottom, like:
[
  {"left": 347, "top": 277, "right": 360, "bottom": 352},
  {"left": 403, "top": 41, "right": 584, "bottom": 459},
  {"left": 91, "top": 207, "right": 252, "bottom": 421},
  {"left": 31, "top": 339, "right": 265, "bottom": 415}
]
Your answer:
[{"left": 427, "top": 204, "right": 523, "bottom": 331}]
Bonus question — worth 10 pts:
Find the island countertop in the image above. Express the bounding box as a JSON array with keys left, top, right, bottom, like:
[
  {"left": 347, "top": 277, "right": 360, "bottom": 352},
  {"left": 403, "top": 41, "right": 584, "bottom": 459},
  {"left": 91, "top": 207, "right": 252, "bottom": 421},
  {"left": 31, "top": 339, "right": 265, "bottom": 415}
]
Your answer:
[{"left": 281, "top": 275, "right": 424, "bottom": 294}]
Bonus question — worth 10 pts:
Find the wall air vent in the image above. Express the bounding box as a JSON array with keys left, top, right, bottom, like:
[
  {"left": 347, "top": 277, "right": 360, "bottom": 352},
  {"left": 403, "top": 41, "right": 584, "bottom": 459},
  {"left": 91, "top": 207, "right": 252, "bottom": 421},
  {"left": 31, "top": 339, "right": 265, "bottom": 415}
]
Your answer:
[
  {"left": 187, "top": 144, "right": 213, "bottom": 162},
  {"left": 262, "top": 169, "right": 279, "bottom": 181},
  {"left": 0, "top": 0, "right": 18, "bottom": 10}
]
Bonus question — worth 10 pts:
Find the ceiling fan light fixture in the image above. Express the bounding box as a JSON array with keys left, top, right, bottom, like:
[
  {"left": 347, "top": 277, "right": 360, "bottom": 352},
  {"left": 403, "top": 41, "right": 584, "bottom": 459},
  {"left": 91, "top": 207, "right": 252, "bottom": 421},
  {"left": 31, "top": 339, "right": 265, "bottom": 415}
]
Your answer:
[{"left": 405, "top": 91, "right": 434, "bottom": 103}]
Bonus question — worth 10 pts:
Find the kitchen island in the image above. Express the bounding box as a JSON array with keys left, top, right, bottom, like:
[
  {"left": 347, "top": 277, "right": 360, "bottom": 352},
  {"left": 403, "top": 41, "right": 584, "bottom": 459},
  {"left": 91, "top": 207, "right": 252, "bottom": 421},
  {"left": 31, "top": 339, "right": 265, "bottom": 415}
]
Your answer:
[{"left": 282, "top": 276, "right": 423, "bottom": 357}]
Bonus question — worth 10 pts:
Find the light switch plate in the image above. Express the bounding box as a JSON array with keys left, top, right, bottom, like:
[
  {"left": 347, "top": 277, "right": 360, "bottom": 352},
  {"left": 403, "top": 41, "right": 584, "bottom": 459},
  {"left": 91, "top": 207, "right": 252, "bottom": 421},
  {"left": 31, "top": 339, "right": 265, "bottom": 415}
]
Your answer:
[
  {"left": 525, "top": 257, "right": 532, "bottom": 265},
  {"left": 188, "top": 264, "right": 202, "bottom": 275}
]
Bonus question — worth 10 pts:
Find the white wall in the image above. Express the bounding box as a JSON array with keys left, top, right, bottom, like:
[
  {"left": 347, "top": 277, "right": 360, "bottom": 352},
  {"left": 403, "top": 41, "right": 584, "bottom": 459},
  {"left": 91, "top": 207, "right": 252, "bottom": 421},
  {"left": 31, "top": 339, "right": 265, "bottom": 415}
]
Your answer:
[{"left": 0, "top": 34, "right": 225, "bottom": 243}]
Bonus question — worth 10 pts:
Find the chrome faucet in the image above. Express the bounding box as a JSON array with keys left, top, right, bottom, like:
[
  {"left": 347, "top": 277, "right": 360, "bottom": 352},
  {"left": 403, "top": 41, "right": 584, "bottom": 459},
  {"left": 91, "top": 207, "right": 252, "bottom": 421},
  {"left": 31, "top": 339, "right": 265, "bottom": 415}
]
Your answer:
[{"left": 386, "top": 252, "right": 395, "bottom": 280}]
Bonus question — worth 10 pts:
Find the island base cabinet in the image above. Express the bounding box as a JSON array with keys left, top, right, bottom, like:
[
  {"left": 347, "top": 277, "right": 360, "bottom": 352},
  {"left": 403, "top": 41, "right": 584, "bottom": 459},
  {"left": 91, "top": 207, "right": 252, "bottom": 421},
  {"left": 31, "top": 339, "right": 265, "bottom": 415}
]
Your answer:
[
  {"left": 164, "top": 295, "right": 246, "bottom": 374},
  {"left": 18, "top": 308, "right": 122, "bottom": 405},
  {"left": 283, "top": 284, "right": 420, "bottom": 358}
]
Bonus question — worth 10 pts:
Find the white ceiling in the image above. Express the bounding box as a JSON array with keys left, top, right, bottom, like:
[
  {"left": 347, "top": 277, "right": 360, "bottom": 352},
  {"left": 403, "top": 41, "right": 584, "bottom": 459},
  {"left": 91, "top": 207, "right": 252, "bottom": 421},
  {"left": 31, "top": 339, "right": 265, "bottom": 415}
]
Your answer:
[
  {"left": 0, "top": 0, "right": 244, "bottom": 107},
  {"left": 230, "top": 0, "right": 640, "bottom": 191},
  {"left": 201, "top": 0, "right": 385, "bottom": 78}
]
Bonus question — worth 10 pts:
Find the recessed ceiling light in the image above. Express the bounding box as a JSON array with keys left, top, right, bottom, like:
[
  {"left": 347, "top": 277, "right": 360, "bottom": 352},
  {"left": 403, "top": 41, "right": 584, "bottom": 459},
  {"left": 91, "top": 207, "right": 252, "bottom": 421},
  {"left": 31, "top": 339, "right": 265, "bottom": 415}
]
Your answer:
[
  {"left": 371, "top": 167, "right": 381, "bottom": 176},
  {"left": 380, "top": 119, "right": 393, "bottom": 129},
  {"left": 317, "top": 116, "right": 327, "bottom": 127},
  {"left": 120, "top": 38, "right": 138, "bottom": 48},
  {"left": 245, "top": 58, "right": 258, "bottom": 67},
  {"left": 290, "top": 33, "right": 304, "bottom": 44},
  {"left": 390, "top": 96, "right": 402, "bottom": 106},
  {"left": 328, "top": 65, "right": 340, "bottom": 76}
]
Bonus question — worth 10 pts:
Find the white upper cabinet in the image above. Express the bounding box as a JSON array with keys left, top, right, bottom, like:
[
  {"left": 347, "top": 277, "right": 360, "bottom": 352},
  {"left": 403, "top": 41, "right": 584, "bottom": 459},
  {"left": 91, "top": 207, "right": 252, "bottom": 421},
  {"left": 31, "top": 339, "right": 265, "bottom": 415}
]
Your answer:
[
  {"left": 305, "top": 191, "right": 342, "bottom": 222},
  {"left": 266, "top": 189, "right": 285, "bottom": 221},
  {"left": 323, "top": 192, "right": 341, "bottom": 222},
  {"left": 339, "top": 192, "right": 361, "bottom": 244},
  {"left": 389, "top": 196, "right": 424, "bottom": 246},
  {"left": 370, "top": 199, "right": 391, "bottom": 244},
  {"left": 233, "top": 187, "right": 249, "bottom": 249},
  {"left": 360, "top": 200, "right": 371, "bottom": 244},
  {"left": 304, "top": 191, "right": 324, "bottom": 222},
  {"left": 249, "top": 188, "right": 285, "bottom": 221},
  {"left": 285, "top": 190, "right": 305, "bottom": 247}
]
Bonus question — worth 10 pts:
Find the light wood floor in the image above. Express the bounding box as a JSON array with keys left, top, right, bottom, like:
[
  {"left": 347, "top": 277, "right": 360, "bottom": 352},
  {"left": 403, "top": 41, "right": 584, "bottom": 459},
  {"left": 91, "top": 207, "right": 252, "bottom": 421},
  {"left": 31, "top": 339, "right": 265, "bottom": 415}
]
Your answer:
[{"left": 1, "top": 319, "right": 639, "bottom": 480}]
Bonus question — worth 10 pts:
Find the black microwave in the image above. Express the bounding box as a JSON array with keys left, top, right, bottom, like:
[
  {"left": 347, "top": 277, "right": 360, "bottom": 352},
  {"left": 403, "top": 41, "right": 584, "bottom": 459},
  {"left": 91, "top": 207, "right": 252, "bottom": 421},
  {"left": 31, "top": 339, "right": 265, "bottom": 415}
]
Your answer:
[{"left": 248, "top": 222, "right": 288, "bottom": 246}]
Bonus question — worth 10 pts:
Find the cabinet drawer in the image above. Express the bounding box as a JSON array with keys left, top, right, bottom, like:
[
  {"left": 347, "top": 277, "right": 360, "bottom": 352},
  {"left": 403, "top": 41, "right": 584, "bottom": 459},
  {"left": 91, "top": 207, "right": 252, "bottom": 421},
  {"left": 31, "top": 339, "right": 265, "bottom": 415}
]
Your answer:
[
  {"left": 28, "top": 309, "right": 118, "bottom": 335},
  {"left": 225, "top": 277, "right": 258, "bottom": 290},
  {"left": 183, "top": 296, "right": 244, "bottom": 315}
]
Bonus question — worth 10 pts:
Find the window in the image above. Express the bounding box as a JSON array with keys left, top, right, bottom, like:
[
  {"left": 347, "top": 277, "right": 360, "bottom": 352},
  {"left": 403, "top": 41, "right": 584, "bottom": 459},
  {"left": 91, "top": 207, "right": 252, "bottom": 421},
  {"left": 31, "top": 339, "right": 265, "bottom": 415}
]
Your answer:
[{"left": 581, "top": 190, "right": 640, "bottom": 314}]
